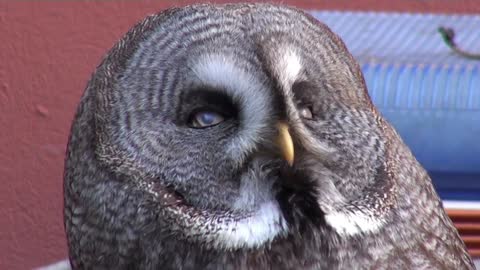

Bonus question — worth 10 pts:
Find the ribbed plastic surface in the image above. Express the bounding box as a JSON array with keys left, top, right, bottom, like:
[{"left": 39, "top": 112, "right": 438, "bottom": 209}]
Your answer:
[{"left": 311, "top": 12, "right": 480, "bottom": 200}]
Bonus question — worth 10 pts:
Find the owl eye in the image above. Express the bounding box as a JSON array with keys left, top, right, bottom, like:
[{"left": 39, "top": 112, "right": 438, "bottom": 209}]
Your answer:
[
  {"left": 299, "top": 106, "right": 313, "bottom": 120},
  {"left": 189, "top": 111, "right": 225, "bottom": 128}
]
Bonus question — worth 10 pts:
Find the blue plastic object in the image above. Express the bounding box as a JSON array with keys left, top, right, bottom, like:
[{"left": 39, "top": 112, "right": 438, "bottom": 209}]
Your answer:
[{"left": 310, "top": 11, "right": 480, "bottom": 200}]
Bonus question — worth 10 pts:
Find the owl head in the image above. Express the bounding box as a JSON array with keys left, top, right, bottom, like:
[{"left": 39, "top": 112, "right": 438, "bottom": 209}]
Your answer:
[{"left": 65, "top": 3, "right": 395, "bottom": 254}]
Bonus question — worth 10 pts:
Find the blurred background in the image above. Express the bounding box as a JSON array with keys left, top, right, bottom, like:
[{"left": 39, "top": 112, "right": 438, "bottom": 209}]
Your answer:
[{"left": 1, "top": 1, "right": 479, "bottom": 269}]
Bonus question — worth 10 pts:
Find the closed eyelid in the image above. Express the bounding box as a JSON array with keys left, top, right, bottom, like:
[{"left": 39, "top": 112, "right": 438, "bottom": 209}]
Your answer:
[{"left": 189, "top": 111, "right": 225, "bottom": 128}]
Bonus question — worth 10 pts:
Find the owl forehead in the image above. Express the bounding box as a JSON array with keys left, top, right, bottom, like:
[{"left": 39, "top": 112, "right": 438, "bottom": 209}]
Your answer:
[
  {"left": 125, "top": 5, "right": 319, "bottom": 75},
  {"left": 121, "top": 12, "right": 312, "bottom": 106},
  {"left": 115, "top": 3, "right": 363, "bottom": 122}
]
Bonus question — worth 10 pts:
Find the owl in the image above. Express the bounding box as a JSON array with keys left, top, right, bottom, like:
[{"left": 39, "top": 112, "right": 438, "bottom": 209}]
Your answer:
[{"left": 63, "top": 3, "right": 474, "bottom": 270}]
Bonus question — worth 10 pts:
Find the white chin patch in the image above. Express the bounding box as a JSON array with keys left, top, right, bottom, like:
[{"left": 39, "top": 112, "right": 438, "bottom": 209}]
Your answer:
[
  {"left": 325, "top": 210, "right": 385, "bottom": 237},
  {"left": 211, "top": 200, "right": 289, "bottom": 249}
]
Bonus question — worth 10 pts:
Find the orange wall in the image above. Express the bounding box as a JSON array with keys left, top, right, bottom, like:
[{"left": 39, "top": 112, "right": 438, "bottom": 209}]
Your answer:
[{"left": 0, "top": 1, "right": 478, "bottom": 269}]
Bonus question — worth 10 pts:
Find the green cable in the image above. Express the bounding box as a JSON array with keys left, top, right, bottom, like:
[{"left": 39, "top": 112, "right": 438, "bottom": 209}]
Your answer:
[{"left": 438, "top": 26, "right": 480, "bottom": 60}]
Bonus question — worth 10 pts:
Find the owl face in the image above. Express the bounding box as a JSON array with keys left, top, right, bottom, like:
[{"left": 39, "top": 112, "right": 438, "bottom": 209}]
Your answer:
[{"left": 86, "top": 3, "right": 388, "bottom": 250}]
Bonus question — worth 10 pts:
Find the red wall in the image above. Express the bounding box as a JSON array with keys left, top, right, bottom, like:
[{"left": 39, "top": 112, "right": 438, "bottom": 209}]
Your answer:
[{"left": 1, "top": 1, "right": 478, "bottom": 269}]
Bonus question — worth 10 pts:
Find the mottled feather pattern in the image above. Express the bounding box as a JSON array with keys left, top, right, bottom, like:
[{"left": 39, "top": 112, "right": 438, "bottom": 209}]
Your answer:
[{"left": 64, "top": 3, "right": 474, "bottom": 269}]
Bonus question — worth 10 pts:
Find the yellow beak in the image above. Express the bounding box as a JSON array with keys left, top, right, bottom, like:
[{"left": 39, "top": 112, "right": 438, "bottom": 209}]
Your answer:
[{"left": 276, "top": 122, "right": 294, "bottom": 166}]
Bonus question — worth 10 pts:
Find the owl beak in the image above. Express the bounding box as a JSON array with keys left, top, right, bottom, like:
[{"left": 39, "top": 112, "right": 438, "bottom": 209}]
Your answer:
[{"left": 276, "top": 122, "right": 294, "bottom": 166}]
